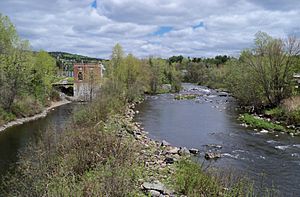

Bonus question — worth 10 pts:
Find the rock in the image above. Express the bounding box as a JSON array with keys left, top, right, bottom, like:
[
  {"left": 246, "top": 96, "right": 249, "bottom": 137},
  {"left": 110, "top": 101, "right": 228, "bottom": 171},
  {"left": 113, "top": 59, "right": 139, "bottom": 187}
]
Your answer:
[
  {"left": 148, "top": 190, "right": 161, "bottom": 197},
  {"left": 164, "top": 157, "right": 175, "bottom": 164},
  {"left": 178, "top": 147, "right": 190, "bottom": 156},
  {"left": 161, "top": 140, "right": 171, "bottom": 147},
  {"left": 206, "top": 144, "right": 222, "bottom": 149},
  {"left": 166, "top": 147, "right": 180, "bottom": 154},
  {"left": 189, "top": 148, "right": 199, "bottom": 154},
  {"left": 205, "top": 152, "right": 221, "bottom": 160},
  {"left": 142, "top": 181, "right": 165, "bottom": 193},
  {"left": 218, "top": 92, "right": 228, "bottom": 97},
  {"left": 260, "top": 129, "right": 269, "bottom": 134}
]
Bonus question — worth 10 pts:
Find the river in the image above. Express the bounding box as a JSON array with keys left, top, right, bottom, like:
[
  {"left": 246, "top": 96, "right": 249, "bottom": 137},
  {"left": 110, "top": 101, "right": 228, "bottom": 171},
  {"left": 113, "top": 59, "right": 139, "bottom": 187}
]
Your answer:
[
  {"left": 0, "top": 103, "right": 75, "bottom": 181},
  {"left": 135, "top": 84, "right": 300, "bottom": 196}
]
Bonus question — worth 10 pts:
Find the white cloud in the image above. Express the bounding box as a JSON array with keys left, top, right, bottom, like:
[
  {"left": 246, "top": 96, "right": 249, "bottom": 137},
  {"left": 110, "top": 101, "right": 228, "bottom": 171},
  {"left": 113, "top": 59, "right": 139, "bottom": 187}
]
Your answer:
[{"left": 0, "top": 0, "right": 299, "bottom": 58}]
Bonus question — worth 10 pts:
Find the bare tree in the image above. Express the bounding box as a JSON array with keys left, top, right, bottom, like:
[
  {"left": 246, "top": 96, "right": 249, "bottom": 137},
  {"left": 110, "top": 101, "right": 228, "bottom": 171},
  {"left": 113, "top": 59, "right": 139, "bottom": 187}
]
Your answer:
[{"left": 241, "top": 31, "right": 300, "bottom": 107}]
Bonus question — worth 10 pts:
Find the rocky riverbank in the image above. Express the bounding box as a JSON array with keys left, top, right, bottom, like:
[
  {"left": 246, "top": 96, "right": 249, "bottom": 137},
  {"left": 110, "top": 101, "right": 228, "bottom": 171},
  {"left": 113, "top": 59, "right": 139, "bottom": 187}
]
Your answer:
[
  {"left": 0, "top": 100, "right": 71, "bottom": 132},
  {"left": 239, "top": 113, "right": 300, "bottom": 136},
  {"left": 121, "top": 101, "right": 202, "bottom": 196}
]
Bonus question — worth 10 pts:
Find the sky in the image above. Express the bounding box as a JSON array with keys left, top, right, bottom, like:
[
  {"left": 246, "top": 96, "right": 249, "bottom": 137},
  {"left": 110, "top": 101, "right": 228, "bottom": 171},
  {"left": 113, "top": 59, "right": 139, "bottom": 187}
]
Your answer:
[{"left": 0, "top": 0, "right": 300, "bottom": 58}]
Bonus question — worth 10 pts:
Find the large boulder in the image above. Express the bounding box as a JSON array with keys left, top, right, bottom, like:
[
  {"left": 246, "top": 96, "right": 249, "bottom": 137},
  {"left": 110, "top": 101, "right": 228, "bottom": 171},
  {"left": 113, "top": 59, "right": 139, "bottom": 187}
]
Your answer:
[
  {"left": 205, "top": 152, "right": 221, "bottom": 160},
  {"left": 142, "top": 181, "right": 168, "bottom": 196},
  {"left": 178, "top": 147, "right": 190, "bottom": 156},
  {"left": 166, "top": 147, "right": 180, "bottom": 154},
  {"left": 189, "top": 148, "right": 199, "bottom": 154},
  {"left": 161, "top": 140, "right": 171, "bottom": 147}
]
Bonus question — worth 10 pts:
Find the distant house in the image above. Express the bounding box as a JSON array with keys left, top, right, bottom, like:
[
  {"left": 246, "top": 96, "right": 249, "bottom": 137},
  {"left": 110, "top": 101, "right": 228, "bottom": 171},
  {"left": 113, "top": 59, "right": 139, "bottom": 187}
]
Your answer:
[{"left": 74, "top": 63, "right": 105, "bottom": 101}]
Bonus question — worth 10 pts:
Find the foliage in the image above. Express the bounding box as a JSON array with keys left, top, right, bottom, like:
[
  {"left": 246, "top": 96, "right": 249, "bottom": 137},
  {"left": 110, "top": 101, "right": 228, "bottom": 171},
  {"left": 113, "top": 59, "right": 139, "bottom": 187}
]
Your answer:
[
  {"left": 147, "top": 57, "right": 182, "bottom": 94},
  {"left": 107, "top": 44, "right": 182, "bottom": 97},
  {"left": 225, "top": 58, "right": 266, "bottom": 109},
  {"left": 238, "top": 32, "right": 300, "bottom": 108},
  {"left": 49, "top": 51, "right": 104, "bottom": 63},
  {"left": 31, "top": 51, "right": 57, "bottom": 102},
  {"left": 173, "top": 159, "right": 221, "bottom": 196},
  {"left": 11, "top": 96, "right": 43, "bottom": 118},
  {"left": 264, "top": 97, "right": 300, "bottom": 125},
  {"left": 1, "top": 118, "right": 143, "bottom": 196},
  {"left": 239, "top": 113, "right": 286, "bottom": 132},
  {"left": 1, "top": 64, "right": 145, "bottom": 196},
  {"left": 184, "top": 62, "right": 208, "bottom": 83},
  {"left": 264, "top": 107, "right": 284, "bottom": 118},
  {"left": 172, "top": 159, "right": 277, "bottom": 197},
  {"left": 0, "top": 107, "right": 16, "bottom": 125},
  {"left": 0, "top": 14, "right": 57, "bottom": 125}
]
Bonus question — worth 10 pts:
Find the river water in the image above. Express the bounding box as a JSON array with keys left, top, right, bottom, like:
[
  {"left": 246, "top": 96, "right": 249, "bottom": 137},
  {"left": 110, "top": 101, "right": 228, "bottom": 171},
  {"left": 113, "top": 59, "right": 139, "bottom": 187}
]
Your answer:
[
  {"left": 0, "top": 103, "right": 75, "bottom": 180},
  {"left": 135, "top": 84, "right": 300, "bottom": 196}
]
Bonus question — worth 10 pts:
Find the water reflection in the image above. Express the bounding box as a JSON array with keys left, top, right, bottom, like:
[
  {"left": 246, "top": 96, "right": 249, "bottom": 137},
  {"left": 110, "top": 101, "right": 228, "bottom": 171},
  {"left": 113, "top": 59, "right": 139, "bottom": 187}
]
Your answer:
[{"left": 0, "top": 103, "right": 75, "bottom": 179}]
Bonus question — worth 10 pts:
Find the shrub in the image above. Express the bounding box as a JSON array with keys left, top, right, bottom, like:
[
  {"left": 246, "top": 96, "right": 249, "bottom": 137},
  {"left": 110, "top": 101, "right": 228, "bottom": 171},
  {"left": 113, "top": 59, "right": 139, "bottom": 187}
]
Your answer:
[
  {"left": 281, "top": 96, "right": 300, "bottom": 112},
  {"left": 285, "top": 109, "right": 300, "bottom": 125},
  {"left": 1, "top": 117, "right": 144, "bottom": 196},
  {"left": 173, "top": 159, "right": 221, "bottom": 196},
  {"left": 0, "top": 107, "right": 16, "bottom": 125},
  {"left": 172, "top": 159, "right": 277, "bottom": 197},
  {"left": 264, "top": 107, "right": 284, "bottom": 120},
  {"left": 11, "top": 96, "right": 43, "bottom": 118}
]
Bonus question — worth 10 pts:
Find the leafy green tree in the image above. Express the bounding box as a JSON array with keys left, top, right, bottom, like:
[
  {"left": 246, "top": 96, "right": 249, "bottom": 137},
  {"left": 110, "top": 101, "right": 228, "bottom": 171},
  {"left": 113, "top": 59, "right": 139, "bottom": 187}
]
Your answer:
[
  {"left": 184, "top": 62, "right": 208, "bottom": 83},
  {"left": 240, "top": 31, "right": 300, "bottom": 107},
  {"left": 0, "top": 14, "right": 33, "bottom": 111},
  {"left": 31, "top": 51, "right": 57, "bottom": 102}
]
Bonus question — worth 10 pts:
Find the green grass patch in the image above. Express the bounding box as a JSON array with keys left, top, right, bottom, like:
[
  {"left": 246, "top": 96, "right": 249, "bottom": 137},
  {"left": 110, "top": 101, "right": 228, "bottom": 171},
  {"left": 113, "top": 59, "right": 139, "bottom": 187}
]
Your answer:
[
  {"left": 264, "top": 107, "right": 284, "bottom": 118},
  {"left": 172, "top": 159, "right": 221, "bottom": 196},
  {"left": 240, "top": 113, "right": 286, "bottom": 132},
  {"left": 171, "top": 159, "right": 277, "bottom": 197},
  {"left": 174, "top": 94, "right": 197, "bottom": 100}
]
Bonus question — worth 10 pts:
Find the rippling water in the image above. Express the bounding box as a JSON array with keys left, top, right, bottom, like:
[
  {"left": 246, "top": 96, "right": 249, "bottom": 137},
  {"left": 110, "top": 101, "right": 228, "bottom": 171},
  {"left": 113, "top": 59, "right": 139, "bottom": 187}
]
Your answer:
[{"left": 135, "top": 84, "right": 300, "bottom": 196}]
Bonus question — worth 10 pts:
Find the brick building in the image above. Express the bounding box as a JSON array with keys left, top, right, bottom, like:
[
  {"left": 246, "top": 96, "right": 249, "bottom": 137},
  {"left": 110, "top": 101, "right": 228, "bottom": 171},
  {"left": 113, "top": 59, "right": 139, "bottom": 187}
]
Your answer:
[{"left": 74, "top": 63, "right": 104, "bottom": 101}]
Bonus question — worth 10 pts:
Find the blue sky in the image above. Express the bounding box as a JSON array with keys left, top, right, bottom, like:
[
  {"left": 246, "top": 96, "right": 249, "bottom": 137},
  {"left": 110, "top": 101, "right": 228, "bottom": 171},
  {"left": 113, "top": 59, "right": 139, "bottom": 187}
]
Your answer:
[
  {"left": 153, "top": 26, "right": 173, "bottom": 36},
  {"left": 0, "top": 0, "right": 299, "bottom": 58}
]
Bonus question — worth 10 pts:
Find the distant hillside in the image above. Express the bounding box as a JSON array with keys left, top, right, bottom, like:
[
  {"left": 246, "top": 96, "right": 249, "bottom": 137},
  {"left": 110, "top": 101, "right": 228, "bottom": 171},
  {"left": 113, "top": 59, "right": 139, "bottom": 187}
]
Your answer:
[
  {"left": 49, "top": 51, "right": 106, "bottom": 63},
  {"left": 48, "top": 52, "right": 107, "bottom": 74}
]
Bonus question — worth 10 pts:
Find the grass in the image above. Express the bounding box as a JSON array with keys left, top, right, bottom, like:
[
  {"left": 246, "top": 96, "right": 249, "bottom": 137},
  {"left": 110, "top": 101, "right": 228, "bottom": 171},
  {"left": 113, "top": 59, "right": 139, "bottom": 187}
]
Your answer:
[
  {"left": 171, "top": 159, "right": 277, "bottom": 197},
  {"left": 264, "top": 107, "right": 284, "bottom": 118},
  {"left": 239, "top": 113, "right": 286, "bottom": 132},
  {"left": 174, "top": 94, "right": 197, "bottom": 100},
  {"left": 263, "top": 96, "right": 300, "bottom": 126}
]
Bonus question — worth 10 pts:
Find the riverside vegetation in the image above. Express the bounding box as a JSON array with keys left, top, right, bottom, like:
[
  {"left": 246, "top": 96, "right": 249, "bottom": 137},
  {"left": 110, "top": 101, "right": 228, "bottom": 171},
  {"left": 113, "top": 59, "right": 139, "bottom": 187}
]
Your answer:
[
  {"left": 0, "top": 14, "right": 57, "bottom": 126},
  {"left": 175, "top": 32, "right": 300, "bottom": 134},
  {"left": 1, "top": 42, "right": 276, "bottom": 196},
  {"left": 0, "top": 14, "right": 282, "bottom": 196}
]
